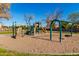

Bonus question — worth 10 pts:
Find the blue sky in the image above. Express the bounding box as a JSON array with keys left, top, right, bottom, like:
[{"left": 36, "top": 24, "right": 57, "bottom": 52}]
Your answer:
[{"left": 1, "top": 3, "right": 79, "bottom": 26}]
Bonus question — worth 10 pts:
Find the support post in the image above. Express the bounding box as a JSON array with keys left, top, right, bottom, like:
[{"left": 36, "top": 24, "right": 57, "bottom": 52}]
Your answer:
[
  {"left": 15, "top": 21, "right": 16, "bottom": 38},
  {"left": 12, "top": 22, "right": 14, "bottom": 37},
  {"left": 50, "top": 20, "right": 62, "bottom": 42},
  {"left": 12, "top": 21, "right": 16, "bottom": 39},
  {"left": 50, "top": 22, "right": 53, "bottom": 41},
  {"left": 70, "top": 23, "right": 73, "bottom": 36},
  {"left": 59, "top": 21, "right": 62, "bottom": 42}
]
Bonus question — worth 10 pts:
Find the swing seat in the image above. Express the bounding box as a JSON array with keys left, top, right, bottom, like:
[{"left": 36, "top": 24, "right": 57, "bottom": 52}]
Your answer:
[{"left": 64, "top": 34, "right": 71, "bottom": 37}]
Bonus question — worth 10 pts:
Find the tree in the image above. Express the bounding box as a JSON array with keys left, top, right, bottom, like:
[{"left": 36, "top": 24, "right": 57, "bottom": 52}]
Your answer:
[
  {"left": 68, "top": 12, "right": 79, "bottom": 32},
  {"left": 24, "top": 14, "right": 34, "bottom": 26},
  {"left": 68, "top": 12, "right": 79, "bottom": 23},
  {"left": 45, "top": 8, "right": 63, "bottom": 30},
  {"left": 0, "top": 3, "right": 10, "bottom": 20},
  {"left": 52, "top": 8, "right": 63, "bottom": 20}
]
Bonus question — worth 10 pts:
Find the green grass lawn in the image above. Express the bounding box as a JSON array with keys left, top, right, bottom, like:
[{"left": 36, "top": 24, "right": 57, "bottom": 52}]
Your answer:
[
  {"left": 0, "top": 48, "right": 79, "bottom": 56},
  {"left": 0, "top": 31, "right": 12, "bottom": 34},
  {"left": 0, "top": 31, "right": 79, "bottom": 35}
]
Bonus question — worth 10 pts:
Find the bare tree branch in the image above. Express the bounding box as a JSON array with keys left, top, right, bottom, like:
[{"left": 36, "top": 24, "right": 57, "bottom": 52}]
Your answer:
[{"left": 0, "top": 3, "right": 10, "bottom": 20}]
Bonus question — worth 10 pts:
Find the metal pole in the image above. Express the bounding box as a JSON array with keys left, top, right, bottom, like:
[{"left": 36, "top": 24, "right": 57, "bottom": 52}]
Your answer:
[
  {"left": 12, "top": 21, "right": 16, "bottom": 39},
  {"left": 50, "top": 21, "right": 53, "bottom": 41},
  {"left": 59, "top": 21, "right": 62, "bottom": 42},
  {"left": 38, "top": 23, "right": 40, "bottom": 33},
  {"left": 14, "top": 21, "right": 16, "bottom": 38},
  {"left": 70, "top": 23, "right": 73, "bottom": 36},
  {"left": 12, "top": 22, "right": 14, "bottom": 37}
]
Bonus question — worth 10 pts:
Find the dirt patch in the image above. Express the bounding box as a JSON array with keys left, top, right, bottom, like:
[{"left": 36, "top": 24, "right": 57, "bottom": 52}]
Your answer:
[{"left": 0, "top": 32, "right": 79, "bottom": 54}]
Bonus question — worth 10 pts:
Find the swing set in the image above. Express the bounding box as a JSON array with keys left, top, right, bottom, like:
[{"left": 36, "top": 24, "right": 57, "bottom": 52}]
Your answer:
[{"left": 50, "top": 19, "right": 73, "bottom": 42}]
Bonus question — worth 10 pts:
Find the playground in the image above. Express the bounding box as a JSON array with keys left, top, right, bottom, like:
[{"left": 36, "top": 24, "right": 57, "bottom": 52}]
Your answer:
[{"left": 0, "top": 3, "right": 79, "bottom": 55}]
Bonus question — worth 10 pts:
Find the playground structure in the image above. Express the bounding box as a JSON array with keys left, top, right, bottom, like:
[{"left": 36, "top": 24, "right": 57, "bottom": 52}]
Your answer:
[
  {"left": 50, "top": 19, "right": 73, "bottom": 42},
  {"left": 23, "top": 14, "right": 74, "bottom": 43},
  {"left": 11, "top": 21, "right": 17, "bottom": 39},
  {"left": 11, "top": 17, "right": 74, "bottom": 43},
  {"left": 34, "top": 22, "right": 47, "bottom": 34},
  {"left": 10, "top": 19, "right": 75, "bottom": 44},
  {"left": 25, "top": 22, "right": 47, "bottom": 35}
]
